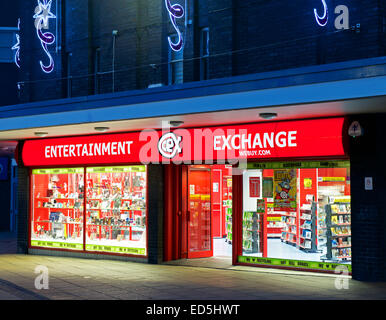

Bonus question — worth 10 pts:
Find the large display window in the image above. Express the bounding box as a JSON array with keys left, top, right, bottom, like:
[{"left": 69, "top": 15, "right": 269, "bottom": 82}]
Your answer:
[
  {"left": 31, "top": 168, "right": 84, "bottom": 250},
  {"left": 30, "top": 166, "right": 147, "bottom": 256},
  {"left": 239, "top": 160, "right": 351, "bottom": 272},
  {"left": 85, "top": 166, "right": 147, "bottom": 255}
]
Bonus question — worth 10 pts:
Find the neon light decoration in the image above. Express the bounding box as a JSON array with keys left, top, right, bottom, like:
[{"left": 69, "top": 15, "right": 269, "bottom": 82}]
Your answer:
[
  {"left": 12, "top": 19, "right": 21, "bottom": 68},
  {"left": 33, "top": 0, "right": 56, "bottom": 73},
  {"left": 314, "top": 0, "right": 328, "bottom": 26},
  {"left": 165, "top": 0, "right": 184, "bottom": 51}
]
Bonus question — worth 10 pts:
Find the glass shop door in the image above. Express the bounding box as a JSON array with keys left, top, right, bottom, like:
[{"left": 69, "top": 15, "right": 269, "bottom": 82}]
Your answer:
[{"left": 187, "top": 166, "right": 213, "bottom": 258}]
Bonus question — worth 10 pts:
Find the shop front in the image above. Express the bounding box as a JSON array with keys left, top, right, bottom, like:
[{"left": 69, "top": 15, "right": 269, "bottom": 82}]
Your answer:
[
  {"left": 234, "top": 160, "right": 351, "bottom": 273},
  {"left": 21, "top": 116, "right": 350, "bottom": 273}
]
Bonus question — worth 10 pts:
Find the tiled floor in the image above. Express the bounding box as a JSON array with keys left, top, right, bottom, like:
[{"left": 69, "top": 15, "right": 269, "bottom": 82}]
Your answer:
[
  {"left": 267, "top": 238, "right": 324, "bottom": 261},
  {"left": 213, "top": 237, "right": 232, "bottom": 257},
  {"left": 0, "top": 232, "right": 16, "bottom": 255}
]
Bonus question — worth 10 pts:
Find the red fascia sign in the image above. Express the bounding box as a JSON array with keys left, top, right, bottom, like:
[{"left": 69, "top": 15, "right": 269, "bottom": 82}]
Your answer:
[{"left": 22, "top": 117, "right": 346, "bottom": 167}]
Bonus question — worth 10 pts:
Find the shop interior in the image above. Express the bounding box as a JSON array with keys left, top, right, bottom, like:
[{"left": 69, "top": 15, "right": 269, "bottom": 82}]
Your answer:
[{"left": 242, "top": 163, "right": 351, "bottom": 265}]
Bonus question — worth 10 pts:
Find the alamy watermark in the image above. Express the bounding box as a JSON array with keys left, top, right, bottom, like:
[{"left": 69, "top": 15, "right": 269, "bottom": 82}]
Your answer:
[
  {"left": 334, "top": 265, "right": 349, "bottom": 290},
  {"left": 139, "top": 122, "right": 251, "bottom": 175},
  {"left": 34, "top": 265, "right": 49, "bottom": 290}
]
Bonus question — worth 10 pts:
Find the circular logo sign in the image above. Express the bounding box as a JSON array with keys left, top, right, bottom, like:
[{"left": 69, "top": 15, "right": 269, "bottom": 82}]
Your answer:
[
  {"left": 158, "top": 132, "right": 182, "bottom": 159},
  {"left": 348, "top": 121, "right": 363, "bottom": 138}
]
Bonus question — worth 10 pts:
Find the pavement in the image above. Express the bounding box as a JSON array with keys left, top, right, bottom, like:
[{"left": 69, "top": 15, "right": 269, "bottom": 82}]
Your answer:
[
  {"left": 0, "top": 232, "right": 16, "bottom": 255},
  {"left": 0, "top": 232, "right": 385, "bottom": 300}
]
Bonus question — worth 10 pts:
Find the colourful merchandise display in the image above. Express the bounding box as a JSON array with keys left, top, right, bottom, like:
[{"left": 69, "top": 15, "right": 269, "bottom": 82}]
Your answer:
[
  {"left": 325, "top": 197, "right": 351, "bottom": 262},
  {"left": 30, "top": 166, "right": 147, "bottom": 256},
  {"left": 31, "top": 168, "right": 84, "bottom": 250},
  {"left": 242, "top": 211, "right": 263, "bottom": 254},
  {"left": 241, "top": 161, "right": 351, "bottom": 270},
  {"left": 85, "top": 166, "right": 147, "bottom": 255}
]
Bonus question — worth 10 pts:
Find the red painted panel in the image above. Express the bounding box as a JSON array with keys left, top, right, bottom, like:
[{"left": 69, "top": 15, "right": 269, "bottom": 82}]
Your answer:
[
  {"left": 232, "top": 173, "right": 243, "bottom": 266},
  {"left": 163, "top": 164, "right": 183, "bottom": 262},
  {"left": 212, "top": 212, "right": 221, "bottom": 238},
  {"left": 211, "top": 169, "right": 221, "bottom": 238}
]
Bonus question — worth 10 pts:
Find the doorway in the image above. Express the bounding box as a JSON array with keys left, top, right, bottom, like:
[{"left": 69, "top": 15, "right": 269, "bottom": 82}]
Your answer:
[
  {"left": 187, "top": 166, "right": 212, "bottom": 258},
  {"left": 186, "top": 165, "right": 232, "bottom": 259},
  {"left": 163, "top": 164, "right": 233, "bottom": 262}
]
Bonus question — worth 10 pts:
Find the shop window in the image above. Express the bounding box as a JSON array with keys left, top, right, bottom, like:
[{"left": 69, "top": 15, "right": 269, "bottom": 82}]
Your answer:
[
  {"left": 31, "top": 168, "right": 85, "bottom": 251},
  {"left": 240, "top": 161, "right": 351, "bottom": 272},
  {"left": 85, "top": 166, "right": 147, "bottom": 256},
  {"left": 30, "top": 166, "right": 148, "bottom": 256}
]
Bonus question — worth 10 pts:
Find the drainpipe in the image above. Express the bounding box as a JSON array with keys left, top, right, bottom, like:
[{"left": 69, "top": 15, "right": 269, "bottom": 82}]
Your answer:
[{"left": 112, "top": 29, "right": 118, "bottom": 93}]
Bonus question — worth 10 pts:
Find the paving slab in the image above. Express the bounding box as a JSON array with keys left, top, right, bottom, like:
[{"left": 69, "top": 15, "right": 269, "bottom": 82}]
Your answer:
[{"left": 0, "top": 234, "right": 385, "bottom": 300}]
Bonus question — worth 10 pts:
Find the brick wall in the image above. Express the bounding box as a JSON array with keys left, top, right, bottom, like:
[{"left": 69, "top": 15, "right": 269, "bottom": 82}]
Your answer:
[
  {"left": 87, "top": 0, "right": 164, "bottom": 94},
  {"left": 64, "top": 0, "right": 91, "bottom": 97},
  {"left": 147, "top": 165, "right": 164, "bottom": 264},
  {"left": 349, "top": 114, "right": 386, "bottom": 281},
  {"left": 0, "top": 0, "right": 19, "bottom": 107},
  {"left": 0, "top": 159, "right": 11, "bottom": 231},
  {"left": 231, "top": 0, "right": 381, "bottom": 75},
  {"left": 16, "top": 0, "right": 385, "bottom": 102},
  {"left": 16, "top": 142, "right": 29, "bottom": 254}
]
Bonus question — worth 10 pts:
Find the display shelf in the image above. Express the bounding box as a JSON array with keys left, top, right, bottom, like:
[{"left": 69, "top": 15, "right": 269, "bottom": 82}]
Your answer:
[
  {"left": 222, "top": 176, "right": 233, "bottom": 242},
  {"left": 331, "top": 234, "right": 351, "bottom": 237},
  {"left": 87, "top": 224, "right": 145, "bottom": 230},
  {"left": 298, "top": 203, "right": 317, "bottom": 253},
  {"left": 331, "top": 212, "right": 351, "bottom": 215},
  {"left": 324, "top": 200, "right": 351, "bottom": 262},
  {"left": 316, "top": 193, "right": 330, "bottom": 252},
  {"left": 35, "top": 207, "right": 79, "bottom": 210},
  {"left": 33, "top": 220, "right": 83, "bottom": 225},
  {"left": 242, "top": 210, "right": 263, "bottom": 254},
  {"left": 280, "top": 207, "right": 298, "bottom": 246},
  {"left": 333, "top": 245, "right": 351, "bottom": 249},
  {"left": 278, "top": 213, "right": 297, "bottom": 217},
  {"left": 87, "top": 208, "right": 145, "bottom": 211}
]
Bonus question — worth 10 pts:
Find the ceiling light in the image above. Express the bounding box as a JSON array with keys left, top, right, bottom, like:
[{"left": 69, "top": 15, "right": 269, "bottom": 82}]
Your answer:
[
  {"left": 259, "top": 113, "right": 278, "bottom": 120},
  {"left": 94, "top": 127, "right": 110, "bottom": 132},
  {"left": 169, "top": 120, "right": 184, "bottom": 127},
  {"left": 34, "top": 132, "right": 48, "bottom": 137}
]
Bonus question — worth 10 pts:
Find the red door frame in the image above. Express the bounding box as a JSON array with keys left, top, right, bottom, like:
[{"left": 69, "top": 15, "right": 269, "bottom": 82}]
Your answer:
[
  {"left": 164, "top": 164, "right": 183, "bottom": 261},
  {"left": 187, "top": 166, "right": 213, "bottom": 259},
  {"left": 164, "top": 164, "right": 215, "bottom": 261},
  {"left": 232, "top": 173, "right": 242, "bottom": 265}
]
